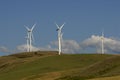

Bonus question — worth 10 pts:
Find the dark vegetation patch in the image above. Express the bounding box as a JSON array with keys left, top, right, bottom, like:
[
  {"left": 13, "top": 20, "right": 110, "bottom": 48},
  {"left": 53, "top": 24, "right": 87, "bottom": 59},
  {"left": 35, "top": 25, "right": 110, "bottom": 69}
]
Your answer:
[
  {"left": 10, "top": 51, "right": 58, "bottom": 58},
  {"left": 56, "top": 76, "right": 87, "bottom": 80}
]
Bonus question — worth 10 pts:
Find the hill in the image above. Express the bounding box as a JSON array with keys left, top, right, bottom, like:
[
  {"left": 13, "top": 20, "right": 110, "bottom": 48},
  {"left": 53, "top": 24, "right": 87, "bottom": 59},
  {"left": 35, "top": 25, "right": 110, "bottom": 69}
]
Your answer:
[
  {"left": 0, "top": 51, "right": 119, "bottom": 80},
  {"left": 57, "top": 54, "right": 120, "bottom": 80}
]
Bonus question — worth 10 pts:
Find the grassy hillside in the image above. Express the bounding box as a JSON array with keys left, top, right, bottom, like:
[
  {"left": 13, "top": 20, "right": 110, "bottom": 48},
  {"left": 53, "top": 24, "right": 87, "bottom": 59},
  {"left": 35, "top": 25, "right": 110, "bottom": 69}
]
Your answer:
[
  {"left": 57, "top": 55, "right": 120, "bottom": 80},
  {"left": 0, "top": 51, "right": 119, "bottom": 80},
  {"left": 89, "top": 75, "right": 120, "bottom": 80}
]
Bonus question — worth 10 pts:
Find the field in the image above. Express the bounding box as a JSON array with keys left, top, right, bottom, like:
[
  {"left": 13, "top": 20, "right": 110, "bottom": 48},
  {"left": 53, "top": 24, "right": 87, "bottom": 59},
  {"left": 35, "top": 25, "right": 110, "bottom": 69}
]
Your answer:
[
  {"left": 89, "top": 75, "right": 120, "bottom": 80},
  {"left": 0, "top": 51, "right": 119, "bottom": 80}
]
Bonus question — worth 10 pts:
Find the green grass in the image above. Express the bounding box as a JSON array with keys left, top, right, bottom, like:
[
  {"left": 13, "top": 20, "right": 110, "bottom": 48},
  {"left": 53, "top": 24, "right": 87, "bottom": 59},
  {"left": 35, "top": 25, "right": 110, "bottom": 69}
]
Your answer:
[
  {"left": 89, "top": 75, "right": 120, "bottom": 80},
  {"left": 0, "top": 52, "right": 119, "bottom": 80},
  {"left": 57, "top": 55, "right": 120, "bottom": 80}
]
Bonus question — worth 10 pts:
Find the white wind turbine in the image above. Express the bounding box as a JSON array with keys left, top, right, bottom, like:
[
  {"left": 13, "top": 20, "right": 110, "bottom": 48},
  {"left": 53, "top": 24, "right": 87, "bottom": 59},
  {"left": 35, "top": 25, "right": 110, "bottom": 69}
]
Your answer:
[
  {"left": 25, "top": 24, "right": 36, "bottom": 52},
  {"left": 101, "top": 31, "right": 104, "bottom": 54},
  {"left": 55, "top": 23, "right": 65, "bottom": 55}
]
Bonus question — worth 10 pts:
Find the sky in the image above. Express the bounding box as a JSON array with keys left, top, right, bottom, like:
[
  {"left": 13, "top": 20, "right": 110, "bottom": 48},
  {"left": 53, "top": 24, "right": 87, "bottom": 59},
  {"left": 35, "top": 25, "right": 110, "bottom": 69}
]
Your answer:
[{"left": 0, "top": 0, "right": 120, "bottom": 55}]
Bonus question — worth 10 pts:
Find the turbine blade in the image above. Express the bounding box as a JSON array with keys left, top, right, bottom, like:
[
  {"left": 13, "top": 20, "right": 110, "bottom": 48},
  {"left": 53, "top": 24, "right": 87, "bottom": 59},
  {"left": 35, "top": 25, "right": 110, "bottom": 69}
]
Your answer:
[
  {"left": 25, "top": 26, "right": 30, "bottom": 31},
  {"left": 31, "top": 23, "right": 36, "bottom": 31},
  {"left": 61, "top": 33, "right": 63, "bottom": 38},
  {"left": 102, "top": 32, "right": 104, "bottom": 37},
  {"left": 102, "top": 29, "right": 104, "bottom": 37},
  {"left": 27, "top": 32, "right": 29, "bottom": 39},
  {"left": 101, "top": 30, "right": 104, "bottom": 40},
  {"left": 60, "top": 22, "right": 65, "bottom": 29},
  {"left": 31, "top": 32, "right": 35, "bottom": 44},
  {"left": 55, "top": 22, "right": 60, "bottom": 29}
]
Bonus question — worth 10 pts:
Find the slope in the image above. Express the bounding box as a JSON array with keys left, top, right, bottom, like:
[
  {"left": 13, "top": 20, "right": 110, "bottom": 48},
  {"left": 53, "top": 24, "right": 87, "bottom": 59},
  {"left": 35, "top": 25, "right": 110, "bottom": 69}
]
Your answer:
[
  {"left": 89, "top": 75, "right": 120, "bottom": 80},
  {"left": 0, "top": 52, "right": 119, "bottom": 80},
  {"left": 57, "top": 55, "right": 120, "bottom": 80}
]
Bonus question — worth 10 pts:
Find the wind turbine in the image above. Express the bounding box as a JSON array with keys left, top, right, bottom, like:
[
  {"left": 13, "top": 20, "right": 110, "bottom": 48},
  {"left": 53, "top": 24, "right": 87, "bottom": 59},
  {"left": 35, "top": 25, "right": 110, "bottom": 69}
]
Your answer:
[
  {"left": 101, "top": 31, "right": 104, "bottom": 54},
  {"left": 55, "top": 23, "right": 65, "bottom": 55},
  {"left": 25, "top": 24, "right": 36, "bottom": 52}
]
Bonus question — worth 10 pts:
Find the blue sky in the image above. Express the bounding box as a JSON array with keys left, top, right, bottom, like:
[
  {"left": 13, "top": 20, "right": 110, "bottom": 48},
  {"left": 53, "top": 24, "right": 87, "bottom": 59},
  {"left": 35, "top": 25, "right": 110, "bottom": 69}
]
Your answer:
[{"left": 0, "top": 0, "right": 120, "bottom": 55}]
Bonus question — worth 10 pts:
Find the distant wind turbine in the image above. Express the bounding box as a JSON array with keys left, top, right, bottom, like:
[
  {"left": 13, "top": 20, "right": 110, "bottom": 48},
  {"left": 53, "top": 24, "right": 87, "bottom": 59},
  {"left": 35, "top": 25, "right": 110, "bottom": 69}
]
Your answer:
[
  {"left": 101, "top": 31, "right": 104, "bottom": 54},
  {"left": 25, "top": 24, "right": 36, "bottom": 52},
  {"left": 55, "top": 22, "right": 65, "bottom": 55}
]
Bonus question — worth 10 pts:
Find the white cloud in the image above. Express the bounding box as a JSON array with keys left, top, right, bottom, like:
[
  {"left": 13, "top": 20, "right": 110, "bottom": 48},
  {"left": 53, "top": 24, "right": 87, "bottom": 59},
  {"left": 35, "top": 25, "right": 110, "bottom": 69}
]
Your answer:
[
  {"left": 51, "top": 40, "right": 81, "bottom": 53},
  {"left": 9, "top": 35, "right": 120, "bottom": 54},
  {"left": 104, "top": 38, "right": 120, "bottom": 53},
  {"left": 16, "top": 44, "right": 39, "bottom": 52},
  {"left": 16, "top": 40, "right": 81, "bottom": 54},
  {"left": 0, "top": 46, "right": 10, "bottom": 53},
  {"left": 81, "top": 35, "right": 101, "bottom": 48},
  {"left": 16, "top": 35, "right": 120, "bottom": 54},
  {"left": 81, "top": 35, "right": 120, "bottom": 53},
  {"left": 16, "top": 44, "right": 56, "bottom": 52}
]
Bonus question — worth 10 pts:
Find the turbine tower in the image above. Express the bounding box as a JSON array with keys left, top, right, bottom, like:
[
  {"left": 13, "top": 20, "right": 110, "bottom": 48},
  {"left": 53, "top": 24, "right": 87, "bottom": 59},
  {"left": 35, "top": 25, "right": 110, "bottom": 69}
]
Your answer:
[
  {"left": 25, "top": 24, "right": 36, "bottom": 52},
  {"left": 55, "top": 23, "right": 65, "bottom": 55},
  {"left": 25, "top": 32, "right": 29, "bottom": 52},
  {"left": 101, "top": 31, "right": 104, "bottom": 54},
  {"left": 61, "top": 33, "right": 63, "bottom": 53}
]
